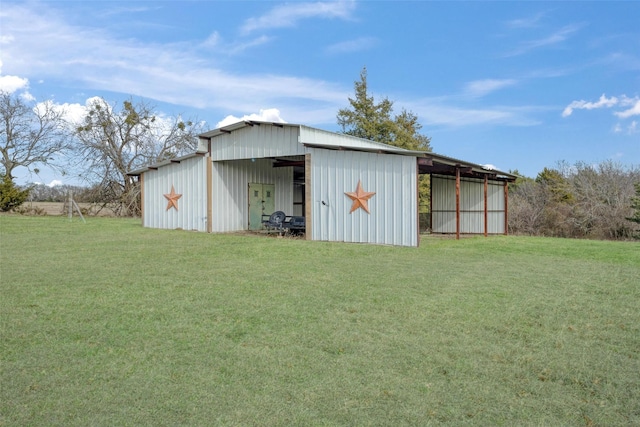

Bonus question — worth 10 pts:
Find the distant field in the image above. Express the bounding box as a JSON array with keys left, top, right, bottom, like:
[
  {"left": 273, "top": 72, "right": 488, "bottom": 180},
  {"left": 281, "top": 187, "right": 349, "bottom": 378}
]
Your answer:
[
  {"left": 1, "top": 215, "right": 639, "bottom": 426},
  {"left": 17, "top": 202, "right": 117, "bottom": 216}
]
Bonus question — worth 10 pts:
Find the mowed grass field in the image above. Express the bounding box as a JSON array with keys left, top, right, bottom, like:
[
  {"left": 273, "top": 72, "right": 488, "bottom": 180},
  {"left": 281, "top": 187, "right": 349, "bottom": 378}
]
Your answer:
[{"left": 1, "top": 215, "right": 639, "bottom": 426}]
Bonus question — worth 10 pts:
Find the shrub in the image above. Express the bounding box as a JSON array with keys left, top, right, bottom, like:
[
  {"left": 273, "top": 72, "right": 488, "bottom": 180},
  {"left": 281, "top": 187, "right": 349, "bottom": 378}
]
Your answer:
[{"left": 0, "top": 174, "right": 31, "bottom": 212}]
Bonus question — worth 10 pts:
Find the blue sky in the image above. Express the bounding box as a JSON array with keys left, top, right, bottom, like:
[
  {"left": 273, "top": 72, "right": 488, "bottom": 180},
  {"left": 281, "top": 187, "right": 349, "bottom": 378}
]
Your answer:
[{"left": 1, "top": 0, "right": 639, "bottom": 186}]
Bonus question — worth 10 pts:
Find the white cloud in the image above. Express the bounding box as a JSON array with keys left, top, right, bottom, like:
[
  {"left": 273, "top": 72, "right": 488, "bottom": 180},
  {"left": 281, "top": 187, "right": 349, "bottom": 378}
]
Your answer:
[
  {"left": 0, "top": 60, "right": 34, "bottom": 99},
  {"left": 200, "top": 31, "right": 220, "bottom": 48},
  {"left": 614, "top": 120, "right": 638, "bottom": 135},
  {"left": 68, "top": 98, "right": 102, "bottom": 123},
  {"left": 241, "top": 1, "right": 356, "bottom": 34},
  {"left": 0, "top": 2, "right": 552, "bottom": 132},
  {"left": 34, "top": 96, "right": 191, "bottom": 145},
  {"left": 325, "top": 37, "right": 377, "bottom": 54},
  {"left": 0, "top": 3, "right": 349, "bottom": 125},
  {"left": 198, "top": 31, "right": 272, "bottom": 55},
  {"left": 0, "top": 74, "right": 29, "bottom": 93},
  {"left": 407, "top": 98, "right": 541, "bottom": 127},
  {"left": 563, "top": 94, "right": 640, "bottom": 129},
  {"left": 27, "top": 97, "right": 104, "bottom": 131},
  {"left": 216, "top": 108, "right": 287, "bottom": 128},
  {"left": 20, "top": 91, "right": 35, "bottom": 102},
  {"left": 52, "top": 97, "right": 103, "bottom": 125},
  {"left": 465, "top": 79, "right": 518, "bottom": 97},
  {"left": 506, "top": 24, "right": 583, "bottom": 56},
  {"left": 562, "top": 94, "right": 618, "bottom": 117},
  {"left": 225, "top": 35, "right": 273, "bottom": 54},
  {"left": 0, "top": 34, "right": 15, "bottom": 44},
  {"left": 614, "top": 98, "right": 640, "bottom": 119},
  {"left": 98, "top": 5, "right": 161, "bottom": 17},
  {"left": 505, "top": 12, "right": 546, "bottom": 29}
]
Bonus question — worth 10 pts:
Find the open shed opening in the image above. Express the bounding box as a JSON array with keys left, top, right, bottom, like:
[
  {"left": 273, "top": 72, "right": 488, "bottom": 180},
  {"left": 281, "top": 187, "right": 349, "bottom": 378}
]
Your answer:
[{"left": 417, "top": 156, "right": 515, "bottom": 238}]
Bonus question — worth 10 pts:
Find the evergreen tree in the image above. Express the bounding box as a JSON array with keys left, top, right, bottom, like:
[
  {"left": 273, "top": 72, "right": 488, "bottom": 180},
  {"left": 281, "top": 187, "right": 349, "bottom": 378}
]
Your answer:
[
  {"left": 536, "top": 167, "right": 574, "bottom": 203},
  {"left": 0, "top": 173, "right": 31, "bottom": 212},
  {"left": 337, "top": 67, "right": 431, "bottom": 151}
]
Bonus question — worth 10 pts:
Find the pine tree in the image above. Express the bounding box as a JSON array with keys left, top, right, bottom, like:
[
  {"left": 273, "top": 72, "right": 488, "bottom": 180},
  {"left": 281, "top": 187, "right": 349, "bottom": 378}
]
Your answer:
[
  {"left": 337, "top": 67, "right": 431, "bottom": 151},
  {"left": 0, "top": 173, "right": 31, "bottom": 212}
]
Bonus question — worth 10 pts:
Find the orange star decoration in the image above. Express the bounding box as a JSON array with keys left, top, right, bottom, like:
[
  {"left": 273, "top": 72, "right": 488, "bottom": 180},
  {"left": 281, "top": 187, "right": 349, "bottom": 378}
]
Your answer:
[
  {"left": 163, "top": 185, "right": 182, "bottom": 211},
  {"left": 345, "top": 180, "right": 376, "bottom": 214}
]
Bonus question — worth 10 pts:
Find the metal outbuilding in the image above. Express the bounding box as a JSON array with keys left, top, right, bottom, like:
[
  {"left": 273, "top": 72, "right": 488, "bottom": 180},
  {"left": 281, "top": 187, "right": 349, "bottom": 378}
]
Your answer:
[{"left": 128, "top": 121, "right": 516, "bottom": 247}]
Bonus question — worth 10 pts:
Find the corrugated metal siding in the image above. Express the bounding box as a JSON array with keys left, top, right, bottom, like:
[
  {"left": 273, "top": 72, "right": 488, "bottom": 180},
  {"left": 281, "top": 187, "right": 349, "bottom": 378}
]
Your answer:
[
  {"left": 487, "top": 181, "right": 505, "bottom": 233},
  {"left": 210, "top": 158, "right": 294, "bottom": 232},
  {"left": 431, "top": 175, "right": 506, "bottom": 234},
  {"left": 431, "top": 176, "right": 456, "bottom": 233},
  {"left": 209, "top": 124, "right": 303, "bottom": 161},
  {"left": 460, "top": 178, "right": 484, "bottom": 233},
  {"left": 300, "top": 126, "right": 410, "bottom": 152},
  {"left": 142, "top": 156, "right": 208, "bottom": 231},
  {"left": 309, "top": 148, "right": 417, "bottom": 246}
]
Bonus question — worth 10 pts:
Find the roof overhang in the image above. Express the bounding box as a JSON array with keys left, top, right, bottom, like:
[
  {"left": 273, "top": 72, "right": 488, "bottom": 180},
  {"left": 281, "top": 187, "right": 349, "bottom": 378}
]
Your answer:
[
  {"left": 199, "top": 120, "right": 292, "bottom": 139},
  {"left": 416, "top": 153, "right": 517, "bottom": 181},
  {"left": 126, "top": 152, "right": 206, "bottom": 177},
  {"left": 302, "top": 142, "right": 517, "bottom": 181},
  {"left": 301, "top": 141, "right": 416, "bottom": 156}
]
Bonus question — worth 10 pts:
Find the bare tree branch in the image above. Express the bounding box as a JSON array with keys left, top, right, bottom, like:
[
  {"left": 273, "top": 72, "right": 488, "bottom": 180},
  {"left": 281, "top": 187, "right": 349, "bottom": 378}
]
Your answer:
[
  {"left": 0, "top": 92, "right": 72, "bottom": 179},
  {"left": 74, "top": 97, "right": 205, "bottom": 216}
]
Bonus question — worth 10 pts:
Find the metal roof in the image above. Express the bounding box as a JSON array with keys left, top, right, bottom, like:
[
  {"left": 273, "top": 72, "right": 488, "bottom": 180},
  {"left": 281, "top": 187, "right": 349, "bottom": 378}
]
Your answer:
[
  {"left": 298, "top": 125, "right": 411, "bottom": 152},
  {"left": 129, "top": 120, "right": 517, "bottom": 181},
  {"left": 199, "top": 120, "right": 406, "bottom": 153},
  {"left": 415, "top": 151, "right": 518, "bottom": 181},
  {"left": 127, "top": 152, "right": 206, "bottom": 176},
  {"left": 301, "top": 140, "right": 517, "bottom": 181},
  {"left": 198, "top": 120, "right": 295, "bottom": 138}
]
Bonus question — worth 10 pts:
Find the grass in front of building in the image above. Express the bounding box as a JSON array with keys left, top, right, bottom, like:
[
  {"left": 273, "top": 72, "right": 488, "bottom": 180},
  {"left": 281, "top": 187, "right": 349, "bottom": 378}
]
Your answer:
[{"left": 1, "top": 215, "right": 639, "bottom": 426}]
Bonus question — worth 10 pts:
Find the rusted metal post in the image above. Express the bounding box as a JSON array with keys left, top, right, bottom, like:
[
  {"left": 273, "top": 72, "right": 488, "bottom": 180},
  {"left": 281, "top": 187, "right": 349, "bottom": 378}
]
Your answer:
[
  {"left": 429, "top": 174, "right": 433, "bottom": 236},
  {"left": 455, "top": 167, "right": 460, "bottom": 240}
]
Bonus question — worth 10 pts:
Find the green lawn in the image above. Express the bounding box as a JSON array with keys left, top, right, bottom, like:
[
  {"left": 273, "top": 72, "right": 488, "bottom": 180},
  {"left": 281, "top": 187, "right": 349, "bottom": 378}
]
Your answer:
[{"left": 1, "top": 215, "right": 639, "bottom": 426}]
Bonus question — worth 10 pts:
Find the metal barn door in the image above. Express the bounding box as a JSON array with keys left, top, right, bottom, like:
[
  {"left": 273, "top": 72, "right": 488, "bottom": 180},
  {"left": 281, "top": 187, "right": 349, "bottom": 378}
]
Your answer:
[{"left": 248, "top": 183, "right": 275, "bottom": 230}]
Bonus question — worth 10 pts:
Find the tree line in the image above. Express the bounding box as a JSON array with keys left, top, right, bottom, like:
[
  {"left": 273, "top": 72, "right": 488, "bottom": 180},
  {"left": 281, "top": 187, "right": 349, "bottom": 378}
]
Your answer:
[
  {"left": 1, "top": 69, "right": 639, "bottom": 239},
  {"left": 508, "top": 161, "right": 640, "bottom": 240}
]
